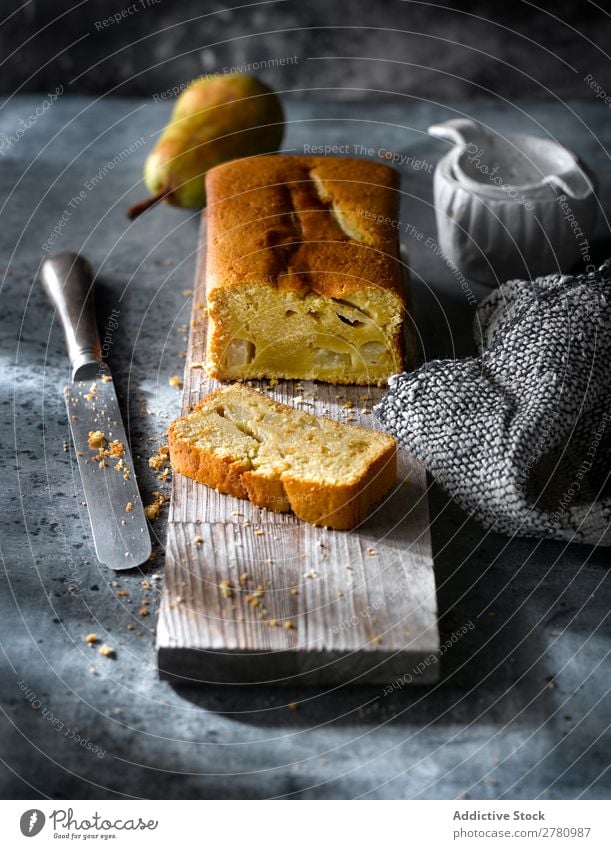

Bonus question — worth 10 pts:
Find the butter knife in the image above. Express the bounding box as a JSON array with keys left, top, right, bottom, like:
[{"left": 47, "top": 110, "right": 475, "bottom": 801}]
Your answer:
[{"left": 41, "top": 252, "right": 152, "bottom": 570}]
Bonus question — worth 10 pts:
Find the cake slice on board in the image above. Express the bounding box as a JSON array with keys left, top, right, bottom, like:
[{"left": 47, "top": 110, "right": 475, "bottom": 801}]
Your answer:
[{"left": 168, "top": 384, "right": 397, "bottom": 530}]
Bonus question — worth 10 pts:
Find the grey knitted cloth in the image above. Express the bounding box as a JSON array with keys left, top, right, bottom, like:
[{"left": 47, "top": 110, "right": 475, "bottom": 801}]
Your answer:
[{"left": 375, "top": 260, "right": 611, "bottom": 546}]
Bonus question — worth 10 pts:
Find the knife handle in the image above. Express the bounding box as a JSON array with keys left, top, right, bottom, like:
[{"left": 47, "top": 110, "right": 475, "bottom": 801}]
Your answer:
[{"left": 40, "top": 252, "right": 103, "bottom": 380}]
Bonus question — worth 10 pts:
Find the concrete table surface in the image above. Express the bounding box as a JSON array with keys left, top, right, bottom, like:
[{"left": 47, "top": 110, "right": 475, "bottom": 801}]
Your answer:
[{"left": 1, "top": 96, "right": 610, "bottom": 800}]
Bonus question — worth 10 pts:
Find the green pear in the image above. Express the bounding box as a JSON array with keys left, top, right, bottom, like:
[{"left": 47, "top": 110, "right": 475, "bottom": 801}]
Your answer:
[{"left": 127, "top": 74, "right": 284, "bottom": 218}]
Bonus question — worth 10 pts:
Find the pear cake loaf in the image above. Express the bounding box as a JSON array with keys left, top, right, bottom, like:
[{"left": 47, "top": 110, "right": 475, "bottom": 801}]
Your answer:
[
  {"left": 168, "top": 384, "right": 397, "bottom": 530},
  {"left": 204, "top": 154, "right": 408, "bottom": 385}
]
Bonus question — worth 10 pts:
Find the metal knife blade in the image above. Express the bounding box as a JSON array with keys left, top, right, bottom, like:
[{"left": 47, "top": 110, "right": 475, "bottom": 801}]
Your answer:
[{"left": 41, "top": 253, "right": 152, "bottom": 570}]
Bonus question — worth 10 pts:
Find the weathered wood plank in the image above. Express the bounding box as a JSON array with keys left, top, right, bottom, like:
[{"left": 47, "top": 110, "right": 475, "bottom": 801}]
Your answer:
[{"left": 157, "top": 214, "right": 439, "bottom": 685}]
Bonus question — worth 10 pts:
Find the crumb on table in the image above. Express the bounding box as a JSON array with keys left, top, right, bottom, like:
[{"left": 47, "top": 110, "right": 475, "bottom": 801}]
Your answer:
[
  {"left": 98, "top": 644, "right": 115, "bottom": 658},
  {"left": 144, "top": 492, "right": 166, "bottom": 521}
]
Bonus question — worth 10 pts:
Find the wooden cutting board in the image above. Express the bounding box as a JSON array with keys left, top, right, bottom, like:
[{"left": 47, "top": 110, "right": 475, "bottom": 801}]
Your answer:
[{"left": 157, "top": 215, "right": 439, "bottom": 686}]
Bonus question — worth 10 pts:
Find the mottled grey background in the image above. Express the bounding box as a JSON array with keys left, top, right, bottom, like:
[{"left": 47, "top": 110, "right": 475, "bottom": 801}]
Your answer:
[{"left": 2, "top": 0, "right": 610, "bottom": 100}]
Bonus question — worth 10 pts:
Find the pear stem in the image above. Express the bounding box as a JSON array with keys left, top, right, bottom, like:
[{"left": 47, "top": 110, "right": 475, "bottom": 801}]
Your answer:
[{"left": 126, "top": 188, "right": 172, "bottom": 220}]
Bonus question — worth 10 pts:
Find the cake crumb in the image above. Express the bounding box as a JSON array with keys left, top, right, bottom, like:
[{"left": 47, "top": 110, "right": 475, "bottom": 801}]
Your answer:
[
  {"left": 85, "top": 633, "right": 98, "bottom": 645},
  {"left": 194, "top": 535, "right": 204, "bottom": 545},
  {"left": 144, "top": 492, "right": 166, "bottom": 521},
  {"left": 88, "top": 430, "right": 106, "bottom": 450},
  {"left": 125, "top": 502, "right": 133, "bottom": 513},
  {"left": 219, "top": 579, "right": 233, "bottom": 599},
  {"left": 168, "top": 375, "right": 183, "bottom": 389},
  {"left": 91, "top": 439, "right": 125, "bottom": 463},
  {"left": 288, "top": 701, "right": 298, "bottom": 711},
  {"left": 148, "top": 445, "right": 170, "bottom": 470},
  {"left": 98, "top": 645, "right": 115, "bottom": 658},
  {"left": 138, "top": 607, "right": 149, "bottom": 617},
  {"left": 283, "top": 620, "right": 295, "bottom": 630}
]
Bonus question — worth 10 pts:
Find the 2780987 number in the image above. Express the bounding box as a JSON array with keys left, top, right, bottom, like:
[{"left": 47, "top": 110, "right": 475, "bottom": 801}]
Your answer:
[{"left": 538, "top": 827, "right": 591, "bottom": 838}]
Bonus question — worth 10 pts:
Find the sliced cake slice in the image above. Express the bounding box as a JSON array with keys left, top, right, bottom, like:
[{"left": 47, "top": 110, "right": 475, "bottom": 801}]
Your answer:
[
  {"left": 204, "top": 154, "right": 409, "bottom": 385},
  {"left": 168, "top": 385, "right": 396, "bottom": 530}
]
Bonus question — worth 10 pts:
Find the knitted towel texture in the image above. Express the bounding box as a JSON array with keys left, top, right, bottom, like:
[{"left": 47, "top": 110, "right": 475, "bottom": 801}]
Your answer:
[{"left": 375, "top": 261, "right": 611, "bottom": 546}]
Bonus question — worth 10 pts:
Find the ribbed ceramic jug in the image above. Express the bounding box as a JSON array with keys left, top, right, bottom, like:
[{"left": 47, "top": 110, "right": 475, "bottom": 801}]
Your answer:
[{"left": 429, "top": 118, "right": 598, "bottom": 284}]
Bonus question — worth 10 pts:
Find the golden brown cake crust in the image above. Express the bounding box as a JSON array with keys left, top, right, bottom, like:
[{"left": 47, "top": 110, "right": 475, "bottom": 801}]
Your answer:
[
  {"left": 167, "top": 386, "right": 397, "bottom": 530},
  {"left": 204, "top": 154, "right": 405, "bottom": 302}
]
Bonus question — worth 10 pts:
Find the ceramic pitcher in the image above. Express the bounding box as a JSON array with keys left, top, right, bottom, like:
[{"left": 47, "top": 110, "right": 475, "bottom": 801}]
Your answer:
[{"left": 428, "top": 118, "right": 598, "bottom": 284}]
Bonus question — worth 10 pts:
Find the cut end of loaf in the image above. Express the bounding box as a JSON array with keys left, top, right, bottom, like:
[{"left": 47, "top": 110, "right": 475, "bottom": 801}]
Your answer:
[
  {"left": 167, "top": 384, "right": 397, "bottom": 530},
  {"left": 206, "top": 283, "right": 404, "bottom": 385}
]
